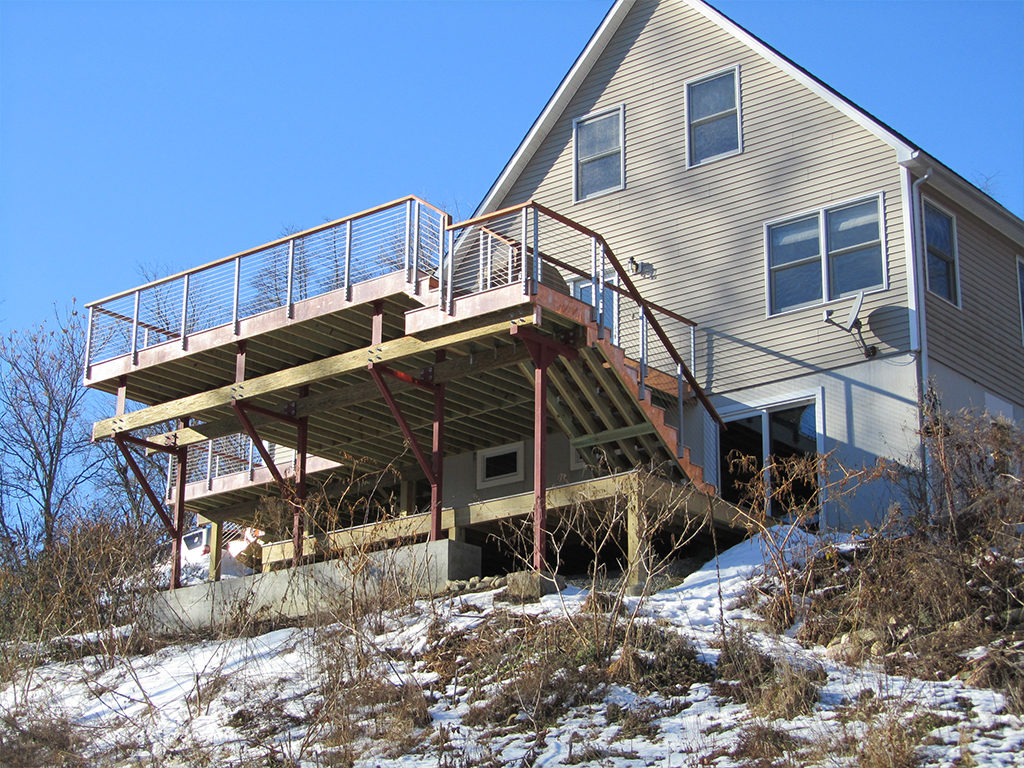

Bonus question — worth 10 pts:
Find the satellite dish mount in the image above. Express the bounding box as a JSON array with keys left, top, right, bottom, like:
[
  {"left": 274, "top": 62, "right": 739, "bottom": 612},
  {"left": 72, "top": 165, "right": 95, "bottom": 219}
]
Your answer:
[{"left": 823, "top": 291, "right": 877, "bottom": 358}]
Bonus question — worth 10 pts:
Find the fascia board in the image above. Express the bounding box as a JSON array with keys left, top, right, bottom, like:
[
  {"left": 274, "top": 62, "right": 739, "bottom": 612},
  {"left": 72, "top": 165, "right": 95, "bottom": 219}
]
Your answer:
[
  {"left": 687, "top": 0, "right": 915, "bottom": 158},
  {"left": 474, "top": 0, "right": 638, "bottom": 217},
  {"left": 902, "top": 151, "right": 1024, "bottom": 250}
]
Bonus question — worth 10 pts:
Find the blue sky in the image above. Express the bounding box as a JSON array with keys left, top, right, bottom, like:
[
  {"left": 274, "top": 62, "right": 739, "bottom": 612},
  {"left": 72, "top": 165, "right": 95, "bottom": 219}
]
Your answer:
[{"left": 1, "top": 0, "right": 1022, "bottom": 335}]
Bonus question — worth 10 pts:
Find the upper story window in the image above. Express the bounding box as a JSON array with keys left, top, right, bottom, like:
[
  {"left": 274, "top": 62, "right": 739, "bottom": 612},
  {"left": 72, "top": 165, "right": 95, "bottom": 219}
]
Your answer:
[
  {"left": 923, "top": 200, "right": 959, "bottom": 306},
  {"left": 686, "top": 66, "right": 742, "bottom": 167},
  {"left": 767, "top": 196, "right": 885, "bottom": 315},
  {"left": 573, "top": 106, "right": 625, "bottom": 202},
  {"left": 1016, "top": 257, "right": 1024, "bottom": 345}
]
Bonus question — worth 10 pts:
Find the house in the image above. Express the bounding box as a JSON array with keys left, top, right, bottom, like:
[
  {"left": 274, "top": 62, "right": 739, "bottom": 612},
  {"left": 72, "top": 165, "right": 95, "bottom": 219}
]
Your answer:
[{"left": 83, "top": 0, "right": 1024, "bottom": 592}]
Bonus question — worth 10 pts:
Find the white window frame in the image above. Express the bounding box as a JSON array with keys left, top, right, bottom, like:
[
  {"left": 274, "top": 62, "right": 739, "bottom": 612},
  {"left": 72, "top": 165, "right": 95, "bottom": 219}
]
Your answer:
[
  {"left": 685, "top": 65, "right": 743, "bottom": 168},
  {"left": 572, "top": 105, "right": 626, "bottom": 203},
  {"left": 568, "top": 274, "right": 619, "bottom": 344},
  {"left": 922, "top": 197, "right": 961, "bottom": 308},
  {"left": 764, "top": 193, "right": 888, "bottom": 317},
  {"left": 717, "top": 388, "right": 827, "bottom": 523},
  {"left": 476, "top": 441, "right": 524, "bottom": 489},
  {"left": 1017, "top": 255, "right": 1024, "bottom": 345}
]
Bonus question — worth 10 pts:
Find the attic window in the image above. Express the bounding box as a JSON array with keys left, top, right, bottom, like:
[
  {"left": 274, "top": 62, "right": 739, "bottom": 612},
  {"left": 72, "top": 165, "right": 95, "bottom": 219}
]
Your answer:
[
  {"left": 573, "top": 106, "right": 625, "bottom": 202},
  {"left": 686, "top": 66, "right": 742, "bottom": 167}
]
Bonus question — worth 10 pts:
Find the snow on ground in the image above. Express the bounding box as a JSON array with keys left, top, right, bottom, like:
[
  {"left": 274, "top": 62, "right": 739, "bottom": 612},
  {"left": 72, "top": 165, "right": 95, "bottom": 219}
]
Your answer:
[{"left": 3, "top": 533, "right": 1022, "bottom": 766}]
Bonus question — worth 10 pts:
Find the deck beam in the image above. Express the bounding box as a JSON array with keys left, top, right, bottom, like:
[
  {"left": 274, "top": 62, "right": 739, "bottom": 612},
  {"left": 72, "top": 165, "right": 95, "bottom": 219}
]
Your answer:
[{"left": 93, "top": 315, "right": 535, "bottom": 440}]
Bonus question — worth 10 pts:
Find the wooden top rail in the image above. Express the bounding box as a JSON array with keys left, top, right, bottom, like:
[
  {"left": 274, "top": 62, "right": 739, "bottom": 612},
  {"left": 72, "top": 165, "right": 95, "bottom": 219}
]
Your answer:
[{"left": 87, "top": 195, "right": 448, "bottom": 308}]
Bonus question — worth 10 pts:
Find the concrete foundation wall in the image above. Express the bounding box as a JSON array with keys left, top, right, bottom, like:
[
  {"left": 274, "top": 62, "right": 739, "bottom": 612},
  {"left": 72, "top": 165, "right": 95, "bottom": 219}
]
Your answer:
[{"left": 145, "top": 539, "right": 480, "bottom": 635}]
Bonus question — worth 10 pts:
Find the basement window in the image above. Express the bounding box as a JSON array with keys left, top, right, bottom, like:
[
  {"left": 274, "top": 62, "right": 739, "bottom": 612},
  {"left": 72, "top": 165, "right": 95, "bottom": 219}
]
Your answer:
[{"left": 476, "top": 441, "right": 525, "bottom": 489}]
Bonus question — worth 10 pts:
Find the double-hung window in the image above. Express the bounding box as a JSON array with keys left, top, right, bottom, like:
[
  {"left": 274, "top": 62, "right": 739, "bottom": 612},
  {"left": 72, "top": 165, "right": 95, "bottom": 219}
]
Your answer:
[
  {"left": 573, "top": 106, "right": 625, "bottom": 202},
  {"left": 686, "top": 66, "right": 741, "bottom": 166},
  {"left": 923, "top": 200, "right": 959, "bottom": 305},
  {"left": 767, "top": 196, "right": 884, "bottom": 315}
]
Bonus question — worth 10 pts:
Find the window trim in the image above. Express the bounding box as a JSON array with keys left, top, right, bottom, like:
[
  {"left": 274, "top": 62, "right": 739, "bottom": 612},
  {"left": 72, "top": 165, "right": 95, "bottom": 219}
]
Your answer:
[
  {"left": 764, "top": 192, "right": 888, "bottom": 318},
  {"left": 1016, "top": 255, "right": 1024, "bottom": 346},
  {"left": 572, "top": 104, "right": 626, "bottom": 203},
  {"left": 476, "top": 441, "right": 525, "bottom": 489},
  {"left": 684, "top": 64, "right": 743, "bottom": 169},
  {"left": 922, "top": 197, "right": 962, "bottom": 308}
]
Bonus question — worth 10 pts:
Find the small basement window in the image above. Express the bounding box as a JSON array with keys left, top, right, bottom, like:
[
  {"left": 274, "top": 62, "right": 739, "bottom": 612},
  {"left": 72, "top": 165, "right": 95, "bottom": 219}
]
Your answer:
[{"left": 476, "top": 442, "right": 525, "bottom": 489}]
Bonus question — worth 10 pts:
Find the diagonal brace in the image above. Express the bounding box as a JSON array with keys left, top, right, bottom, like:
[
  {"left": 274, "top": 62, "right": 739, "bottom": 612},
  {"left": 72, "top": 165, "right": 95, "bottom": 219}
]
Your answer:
[
  {"left": 114, "top": 435, "right": 177, "bottom": 536},
  {"left": 367, "top": 363, "right": 436, "bottom": 485},
  {"left": 231, "top": 400, "right": 295, "bottom": 501}
]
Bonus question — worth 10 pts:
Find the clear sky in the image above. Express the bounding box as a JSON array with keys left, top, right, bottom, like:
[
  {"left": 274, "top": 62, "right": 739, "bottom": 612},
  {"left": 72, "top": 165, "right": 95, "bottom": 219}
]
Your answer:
[{"left": 1, "top": 0, "right": 1022, "bottom": 335}]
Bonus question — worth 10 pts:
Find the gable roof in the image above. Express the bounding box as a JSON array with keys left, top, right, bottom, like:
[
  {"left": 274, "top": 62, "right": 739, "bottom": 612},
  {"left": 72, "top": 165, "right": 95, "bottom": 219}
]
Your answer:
[{"left": 475, "top": 0, "right": 1024, "bottom": 248}]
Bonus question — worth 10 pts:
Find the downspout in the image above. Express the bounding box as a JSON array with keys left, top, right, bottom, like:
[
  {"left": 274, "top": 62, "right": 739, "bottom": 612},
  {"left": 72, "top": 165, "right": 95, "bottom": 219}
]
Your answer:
[{"left": 907, "top": 165, "right": 933, "bottom": 496}]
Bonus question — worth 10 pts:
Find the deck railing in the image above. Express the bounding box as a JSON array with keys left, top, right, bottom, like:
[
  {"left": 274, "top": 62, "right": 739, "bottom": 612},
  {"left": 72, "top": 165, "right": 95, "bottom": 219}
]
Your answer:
[{"left": 84, "top": 196, "right": 448, "bottom": 370}]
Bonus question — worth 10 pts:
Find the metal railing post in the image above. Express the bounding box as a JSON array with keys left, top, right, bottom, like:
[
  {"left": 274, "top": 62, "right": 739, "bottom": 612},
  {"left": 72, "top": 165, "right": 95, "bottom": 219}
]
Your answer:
[
  {"left": 438, "top": 222, "right": 446, "bottom": 312},
  {"left": 83, "top": 305, "right": 94, "bottom": 381},
  {"left": 690, "top": 326, "right": 696, "bottom": 378},
  {"left": 404, "top": 199, "right": 412, "bottom": 281},
  {"left": 677, "top": 363, "right": 685, "bottom": 458},
  {"left": 507, "top": 244, "right": 514, "bottom": 287},
  {"left": 597, "top": 244, "right": 606, "bottom": 340},
  {"left": 247, "top": 438, "right": 254, "bottom": 481},
  {"left": 521, "top": 208, "right": 529, "bottom": 295},
  {"left": 130, "top": 290, "right": 140, "bottom": 363},
  {"left": 411, "top": 201, "right": 420, "bottom": 285},
  {"left": 446, "top": 228, "right": 454, "bottom": 314},
  {"left": 639, "top": 305, "right": 648, "bottom": 401},
  {"left": 179, "top": 274, "right": 190, "bottom": 349},
  {"left": 343, "top": 220, "right": 353, "bottom": 301},
  {"left": 485, "top": 233, "right": 493, "bottom": 290},
  {"left": 232, "top": 255, "right": 241, "bottom": 333},
  {"left": 531, "top": 207, "right": 540, "bottom": 294},
  {"left": 285, "top": 239, "right": 295, "bottom": 317},
  {"left": 206, "top": 440, "right": 214, "bottom": 490},
  {"left": 165, "top": 454, "right": 174, "bottom": 500},
  {"left": 478, "top": 230, "right": 485, "bottom": 292},
  {"left": 590, "top": 237, "right": 599, "bottom": 323}
]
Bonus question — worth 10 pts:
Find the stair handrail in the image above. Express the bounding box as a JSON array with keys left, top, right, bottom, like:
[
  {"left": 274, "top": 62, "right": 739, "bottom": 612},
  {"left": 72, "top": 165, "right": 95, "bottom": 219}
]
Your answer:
[{"left": 448, "top": 201, "right": 724, "bottom": 428}]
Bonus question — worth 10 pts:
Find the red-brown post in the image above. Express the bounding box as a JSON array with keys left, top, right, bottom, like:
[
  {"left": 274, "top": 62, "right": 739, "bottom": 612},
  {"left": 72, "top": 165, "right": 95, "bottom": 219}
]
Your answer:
[
  {"left": 533, "top": 357, "right": 548, "bottom": 571},
  {"left": 171, "top": 417, "right": 189, "bottom": 590},
  {"left": 430, "top": 350, "right": 446, "bottom": 541}
]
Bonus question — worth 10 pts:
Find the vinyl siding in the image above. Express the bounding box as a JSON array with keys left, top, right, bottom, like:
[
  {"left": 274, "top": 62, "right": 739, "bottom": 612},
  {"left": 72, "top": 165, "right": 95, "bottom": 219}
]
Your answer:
[
  {"left": 496, "top": 0, "right": 911, "bottom": 395},
  {"left": 924, "top": 188, "right": 1024, "bottom": 407}
]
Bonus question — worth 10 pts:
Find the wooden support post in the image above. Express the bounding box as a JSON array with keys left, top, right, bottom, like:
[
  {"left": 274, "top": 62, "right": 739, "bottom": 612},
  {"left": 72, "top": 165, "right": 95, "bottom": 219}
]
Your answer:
[
  {"left": 209, "top": 520, "right": 223, "bottom": 582},
  {"left": 116, "top": 375, "right": 127, "bottom": 417},
  {"left": 235, "top": 340, "right": 247, "bottom": 383},
  {"left": 371, "top": 300, "right": 384, "bottom": 346},
  {"left": 625, "top": 475, "right": 649, "bottom": 592}
]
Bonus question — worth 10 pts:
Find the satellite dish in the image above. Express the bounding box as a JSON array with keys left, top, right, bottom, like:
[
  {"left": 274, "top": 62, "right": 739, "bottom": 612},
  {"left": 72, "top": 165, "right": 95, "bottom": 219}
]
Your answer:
[{"left": 844, "top": 291, "right": 865, "bottom": 331}]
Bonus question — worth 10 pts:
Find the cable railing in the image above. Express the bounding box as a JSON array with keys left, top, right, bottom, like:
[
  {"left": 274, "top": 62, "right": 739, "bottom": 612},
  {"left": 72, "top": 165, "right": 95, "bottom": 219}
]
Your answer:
[
  {"left": 168, "top": 432, "right": 290, "bottom": 496},
  {"left": 84, "top": 196, "right": 449, "bottom": 370},
  {"left": 445, "top": 201, "right": 724, "bottom": 452}
]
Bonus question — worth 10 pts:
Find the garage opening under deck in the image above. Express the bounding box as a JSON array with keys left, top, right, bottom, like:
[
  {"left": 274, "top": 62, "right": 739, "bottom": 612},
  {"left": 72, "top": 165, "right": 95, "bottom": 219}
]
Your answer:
[{"left": 84, "top": 196, "right": 737, "bottom": 590}]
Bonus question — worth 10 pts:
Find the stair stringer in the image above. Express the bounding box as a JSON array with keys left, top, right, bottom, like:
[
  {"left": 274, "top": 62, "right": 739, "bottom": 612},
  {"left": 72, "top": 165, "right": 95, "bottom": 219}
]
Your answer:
[{"left": 588, "top": 331, "right": 717, "bottom": 497}]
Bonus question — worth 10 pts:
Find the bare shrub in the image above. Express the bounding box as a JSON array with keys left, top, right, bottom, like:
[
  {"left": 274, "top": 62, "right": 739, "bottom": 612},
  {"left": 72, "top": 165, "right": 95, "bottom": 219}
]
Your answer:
[
  {"left": 714, "top": 630, "right": 823, "bottom": 719},
  {"left": 0, "top": 706, "right": 88, "bottom": 767}
]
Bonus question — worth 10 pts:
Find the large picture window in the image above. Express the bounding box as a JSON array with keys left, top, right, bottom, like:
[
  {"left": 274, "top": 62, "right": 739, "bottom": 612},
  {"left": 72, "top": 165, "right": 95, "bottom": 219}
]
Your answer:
[
  {"left": 923, "top": 200, "right": 959, "bottom": 305},
  {"left": 686, "top": 66, "right": 741, "bottom": 166},
  {"left": 767, "top": 196, "right": 884, "bottom": 315},
  {"left": 573, "top": 106, "right": 625, "bottom": 202}
]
